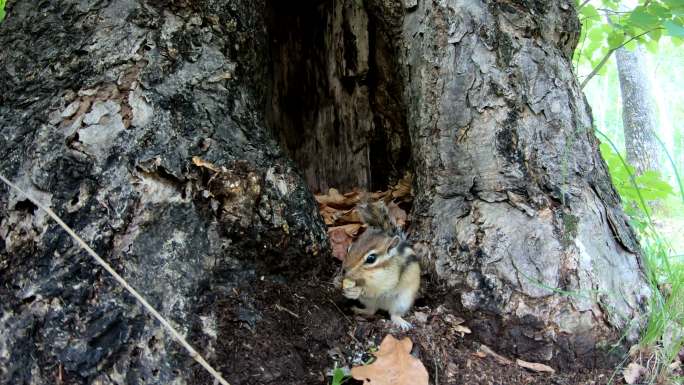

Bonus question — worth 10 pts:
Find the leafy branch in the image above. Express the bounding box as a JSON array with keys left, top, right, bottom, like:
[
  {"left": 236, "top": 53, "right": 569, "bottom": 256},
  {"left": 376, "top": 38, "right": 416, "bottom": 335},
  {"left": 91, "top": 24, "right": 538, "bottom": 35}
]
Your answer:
[
  {"left": 580, "top": 28, "right": 660, "bottom": 89},
  {"left": 574, "top": 0, "right": 684, "bottom": 86}
]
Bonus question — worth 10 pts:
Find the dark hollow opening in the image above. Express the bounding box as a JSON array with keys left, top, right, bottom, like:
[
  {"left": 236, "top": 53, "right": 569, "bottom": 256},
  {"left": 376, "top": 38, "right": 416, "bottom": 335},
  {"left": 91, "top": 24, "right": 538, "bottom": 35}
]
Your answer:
[{"left": 264, "top": 0, "right": 412, "bottom": 194}]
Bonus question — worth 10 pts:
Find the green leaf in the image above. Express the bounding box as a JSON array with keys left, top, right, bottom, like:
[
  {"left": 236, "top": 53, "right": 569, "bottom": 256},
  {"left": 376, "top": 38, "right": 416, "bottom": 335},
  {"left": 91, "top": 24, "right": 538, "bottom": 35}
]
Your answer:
[
  {"left": 664, "top": 20, "right": 684, "bottom": 37},
  {"left": 602, "top": 0, "right": 619, "bottom": 10},
  {"left": 331, "top": 367, "right": 348, "bottom": 385},
  {"left": 629, "top": 6, "right": 661, "bottom": 30},
  {"left": 649, "top": 3, "right": 671, "bottom": 19},
  {"left": 588, "top": 25, "right": 607, "bottom": 44},
  {"left": 650, "top": 27, "right": 663, "bottom": 41},
  {"left": 663, "top": 0, "right": 684, "bottom": 12},
  {"left": 581, "top": 4, "right": 601, "bottom": 20},
  {"left": 0, "top": 0, "right": 5, "bottom": 22},
  {"left": 645, "top": 38, "right": 660, "bottom": 53},
  {"left": 608, "top": 31, "right": 625, "bottom": 49},
  {"left": 625, "top": 39, "right": 638, "bottom": 50}
]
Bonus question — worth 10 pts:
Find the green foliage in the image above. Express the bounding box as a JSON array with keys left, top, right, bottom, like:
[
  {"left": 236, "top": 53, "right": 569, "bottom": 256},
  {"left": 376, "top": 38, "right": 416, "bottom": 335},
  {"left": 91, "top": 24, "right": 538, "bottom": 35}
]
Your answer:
[
  {"left": 0, "top": 0, "right": 6, "bottom": 23},
  {"left": 574, "top": 0, "right": 684, "bottom": 81},
  {"left": 598, "top": 132, "right": 684, "bottom": 383},
  {"left": 330, "top": 367, "right": 349, "bottom": 385},
  {"left": 599, "top": 141, "right": 673, "bottom": 230}
]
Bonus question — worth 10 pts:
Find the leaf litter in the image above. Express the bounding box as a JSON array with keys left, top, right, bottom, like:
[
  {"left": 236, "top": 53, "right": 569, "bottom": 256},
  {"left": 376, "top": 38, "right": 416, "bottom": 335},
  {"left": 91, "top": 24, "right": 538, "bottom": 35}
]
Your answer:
[
  {"left": 351, "top": 335, "right": 429, "bottom": 385},
  {"left": 316, "top": 173, "right": 413, "bottom": 260}
]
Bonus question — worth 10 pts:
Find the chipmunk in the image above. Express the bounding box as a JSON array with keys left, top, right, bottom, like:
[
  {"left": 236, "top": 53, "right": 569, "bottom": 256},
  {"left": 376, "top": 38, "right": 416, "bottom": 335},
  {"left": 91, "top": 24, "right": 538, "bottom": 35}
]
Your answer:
[{"left": 341, "top": 200, "right": 420, "bottom": 330}]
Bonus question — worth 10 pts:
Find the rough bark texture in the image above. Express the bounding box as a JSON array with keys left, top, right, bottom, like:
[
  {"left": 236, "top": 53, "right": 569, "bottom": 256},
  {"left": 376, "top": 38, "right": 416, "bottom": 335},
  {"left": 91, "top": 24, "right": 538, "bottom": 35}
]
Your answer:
[
  {"left": 616, "top": 46, "right": 660, "bottom": 174},
  {"left": 395, "top": 0, "right": 649, "bottom": 365},
  {"left": 0, "top": 1, "right": 329, "bottom": 384},
  {"left": 0, "top": 0, "right": 652, "bottom": 383}
]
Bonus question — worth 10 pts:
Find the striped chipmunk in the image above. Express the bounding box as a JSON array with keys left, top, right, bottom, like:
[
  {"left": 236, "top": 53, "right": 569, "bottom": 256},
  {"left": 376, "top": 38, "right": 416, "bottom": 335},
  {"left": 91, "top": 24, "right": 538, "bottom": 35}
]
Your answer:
[{"left": 341, "top": 200, "right": 420, "bottom": 330}]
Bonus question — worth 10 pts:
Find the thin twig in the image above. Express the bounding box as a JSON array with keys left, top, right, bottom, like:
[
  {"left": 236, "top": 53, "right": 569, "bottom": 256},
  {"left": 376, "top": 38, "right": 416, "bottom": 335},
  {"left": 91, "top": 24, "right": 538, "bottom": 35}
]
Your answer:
[
  {"left": 275, "top": 303, "right": 300, "bottom": 318},
  {"left": 0, "top": 174, "right": 231, "bottom": 385},
  {"left": 580, "top": 29, "right": 660, "bottom": 89},
  {"left": 577, "top": 0, "right": 592, "bottom": 9}
]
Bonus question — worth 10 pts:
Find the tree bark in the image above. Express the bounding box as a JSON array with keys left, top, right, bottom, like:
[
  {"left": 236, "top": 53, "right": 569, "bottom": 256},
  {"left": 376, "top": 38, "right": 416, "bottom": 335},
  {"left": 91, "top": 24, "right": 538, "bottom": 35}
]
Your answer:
[
  {"left": 0, "top": 1, "right": 329, "bottom": 384},
  {"left": 615, "top": 46, "right": 660, "bottom": 174},
  {"left": 0, "top": 0, "right": 651, "bottom": 383},
  {"left": 394, "top": 0, "right": 649, "bottom": 365}
]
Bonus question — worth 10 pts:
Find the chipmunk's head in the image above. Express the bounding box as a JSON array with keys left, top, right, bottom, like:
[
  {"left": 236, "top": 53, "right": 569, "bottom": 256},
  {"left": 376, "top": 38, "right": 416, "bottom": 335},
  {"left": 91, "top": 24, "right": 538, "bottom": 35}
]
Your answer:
[{"left": 343, "top": 200, "right": 406, "bottom": 293}]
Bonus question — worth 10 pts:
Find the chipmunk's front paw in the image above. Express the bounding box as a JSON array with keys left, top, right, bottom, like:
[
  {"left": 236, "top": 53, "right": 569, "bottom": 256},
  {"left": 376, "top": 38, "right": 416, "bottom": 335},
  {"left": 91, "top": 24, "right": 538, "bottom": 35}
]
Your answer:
[{"left": 391, "top": 315, "right": 413, "bottom": 331}]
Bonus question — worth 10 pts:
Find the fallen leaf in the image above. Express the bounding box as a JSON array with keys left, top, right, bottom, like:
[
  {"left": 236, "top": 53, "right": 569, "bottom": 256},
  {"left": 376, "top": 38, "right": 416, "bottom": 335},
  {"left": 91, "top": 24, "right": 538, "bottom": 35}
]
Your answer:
[
  {"left": 387, "top": 201, "right": 407, "bottom": 229},
  {"left": 328, "top": 224, "right": 362, "bottom": 261},
  {"left": 623, "top": 362, "right": 647, "bottom": 384},
  {"left": 336, "top": 208, "right": 362, "bottom": 224},
  {"left": 478, "top": 344, "right": 512, "bottom": 365},
  {"left": 391, "top": 173, "right": 413, "bottom": 200},
  {"left": 315, "top": 188, "right": 361, "bottom": 208},
  {"left": 351, "top": 335, "right": 428, "bottom": 385},
  {"left": 516, "top": 359, "right": 555, "bottom": 374}
]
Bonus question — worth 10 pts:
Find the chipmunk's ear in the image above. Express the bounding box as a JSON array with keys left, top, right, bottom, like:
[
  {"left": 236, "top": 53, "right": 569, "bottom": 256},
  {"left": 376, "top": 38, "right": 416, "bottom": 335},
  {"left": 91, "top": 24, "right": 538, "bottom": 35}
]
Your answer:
[
  {"left": 357, "top": 199, "right": 396, "bottom": 233},
  {"left": 388, "top": 235, "right": 401, "bottom": 249}
]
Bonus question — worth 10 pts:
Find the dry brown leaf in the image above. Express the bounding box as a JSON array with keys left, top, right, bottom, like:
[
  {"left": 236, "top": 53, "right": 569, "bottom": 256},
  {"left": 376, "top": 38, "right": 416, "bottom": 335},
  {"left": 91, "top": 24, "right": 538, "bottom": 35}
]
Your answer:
[
  {"left": 338, "top": 223, "right": 362, "bottom": 237},
  {"left": 623, "top": 362, "right": 647, "bottom": 384},
  {"left": 328, "top": 224, "right": 362, "bottom": 261},
  {"left": 516, "top": 359, "right": 555, "bottom": 374},
  {"left": 319, "top": 206, "right": 340, "bottom": 226},
  {"left": 387, "top": 201, "right": 407, "bottom": 229},
  {"left": 336, "top": 208, "right": 362, "bottom": 224},
  {"left": 478, "top": 344, "right": 512, "bottom": 365},
  {"left": 370, "top": 190, "right": 391, "bottom": 202},
  {"left": 351, "top": 335, "right": 428, "bottom": 385},
  {"left": 315, "top": 188, "right": 361, "bottom": 208},
  {"left": 191, "top": 156, "right": 221, "bottom": 173},
  {"left": 391, "top": 173, "right": 413, "bottom": 200}
]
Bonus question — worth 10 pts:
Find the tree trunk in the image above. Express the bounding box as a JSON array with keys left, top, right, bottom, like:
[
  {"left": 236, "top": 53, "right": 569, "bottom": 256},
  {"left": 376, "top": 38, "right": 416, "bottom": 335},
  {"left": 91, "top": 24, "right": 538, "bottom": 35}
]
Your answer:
[
  {"left": 0, "top": 0, "right": 651, "bottom": 384},
  {"left": 615, "top": 46, "right": 660, "bottom": 174},
  {"left": 0, "top": 1, "right": 330, "bottom": 384},
  {"left": 395, "top": 0, "right": 649, "bottom": 365}
]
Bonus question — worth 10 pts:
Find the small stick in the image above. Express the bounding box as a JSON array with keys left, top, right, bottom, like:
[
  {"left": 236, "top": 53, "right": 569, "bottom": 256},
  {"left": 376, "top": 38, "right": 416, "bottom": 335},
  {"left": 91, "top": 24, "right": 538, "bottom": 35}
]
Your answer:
[
  {"left": 0, "top": 174, "right": 231, "bottom": 385},
  {"left": 274, "top": 303, "right": 300, "bottom": 318}
]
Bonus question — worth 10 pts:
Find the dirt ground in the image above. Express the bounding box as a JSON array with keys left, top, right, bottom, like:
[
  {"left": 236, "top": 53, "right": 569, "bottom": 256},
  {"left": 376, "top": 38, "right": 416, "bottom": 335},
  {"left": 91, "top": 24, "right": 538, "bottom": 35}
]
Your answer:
[{"left": 189, "top": 265, "right": 619, "bottom": 385}]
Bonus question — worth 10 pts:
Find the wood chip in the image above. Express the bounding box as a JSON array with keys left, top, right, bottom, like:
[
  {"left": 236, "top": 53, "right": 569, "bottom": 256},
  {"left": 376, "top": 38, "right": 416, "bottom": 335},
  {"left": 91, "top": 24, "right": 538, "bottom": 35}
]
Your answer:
[
  {"left": 516, "top": 359, "right": 555, "bottom": 374},
  {"left": 478, "top": 344, "right": 512, "bottom": 365},
  {"left": 452, "top": 325, "right": 471, "bottom": 336}
]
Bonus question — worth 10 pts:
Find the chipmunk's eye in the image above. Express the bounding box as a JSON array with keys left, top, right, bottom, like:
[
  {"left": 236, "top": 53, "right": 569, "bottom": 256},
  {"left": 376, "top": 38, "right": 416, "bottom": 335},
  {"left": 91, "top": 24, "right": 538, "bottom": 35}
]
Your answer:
[{"left": 364, "top": 253, "right": 378, "bottom": 264}]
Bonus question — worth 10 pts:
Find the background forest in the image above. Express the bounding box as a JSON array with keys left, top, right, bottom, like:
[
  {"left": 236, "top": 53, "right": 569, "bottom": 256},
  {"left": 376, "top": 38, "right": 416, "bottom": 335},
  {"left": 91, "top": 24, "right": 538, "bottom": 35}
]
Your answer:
[{"left": 575, "top": 0, "right": 684, "bottom": 382}]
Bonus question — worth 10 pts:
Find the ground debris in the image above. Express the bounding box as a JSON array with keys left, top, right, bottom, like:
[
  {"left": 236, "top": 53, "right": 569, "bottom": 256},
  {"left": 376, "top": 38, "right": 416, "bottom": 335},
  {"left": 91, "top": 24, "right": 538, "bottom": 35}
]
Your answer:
[
  {"left": 623, "top": 362, "right": 647, "bottom": 384},
  {"left": 328, "top": 223, "right": 363, "bottom": 261},
  {"left": 315, "top": 173, "right": 412, "bottom": 260},
  {"left": 478, "top": 344, "right": 513, "bottom": 365},
  {"left": 516, "top": 358, "right": 555, "bottom": 374},
  {"left": 351, "top": 335, "right": 428, "bottom": 385}
]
